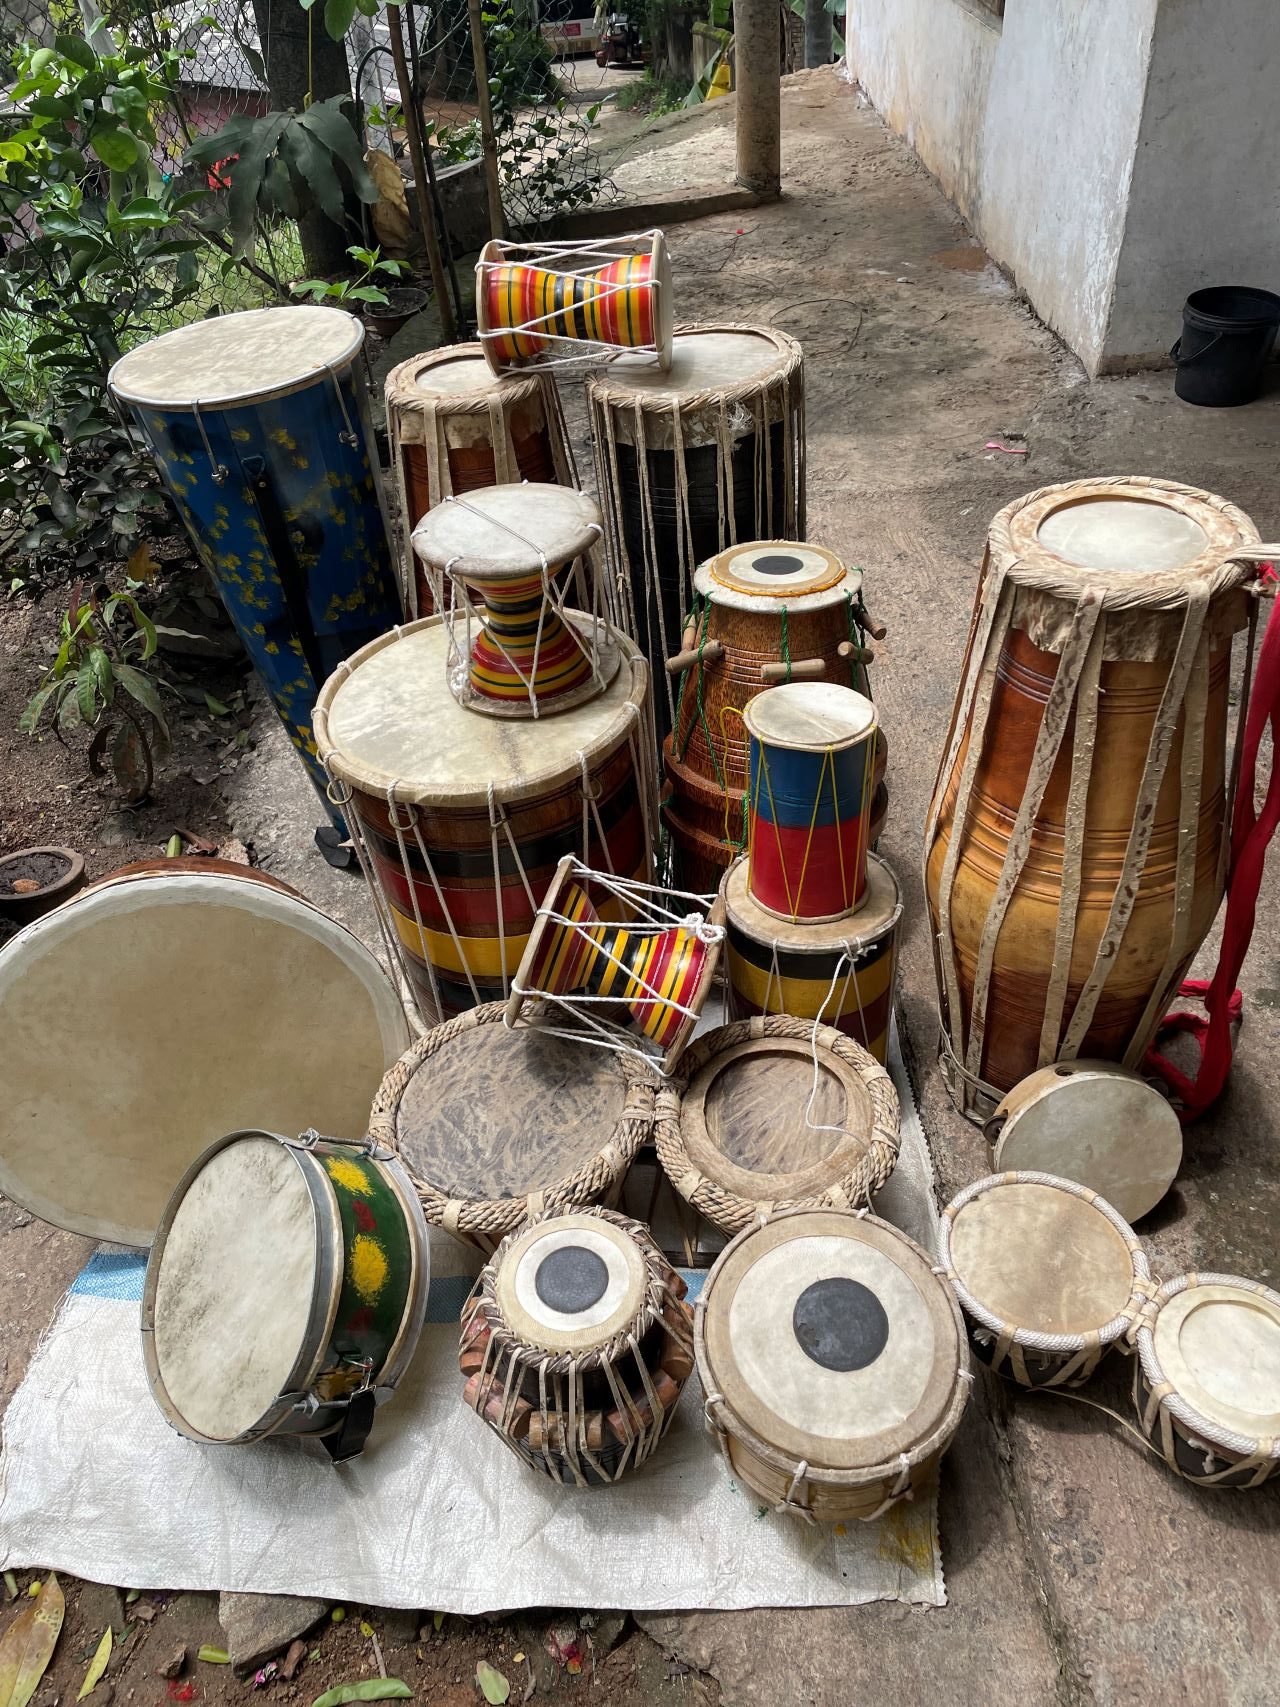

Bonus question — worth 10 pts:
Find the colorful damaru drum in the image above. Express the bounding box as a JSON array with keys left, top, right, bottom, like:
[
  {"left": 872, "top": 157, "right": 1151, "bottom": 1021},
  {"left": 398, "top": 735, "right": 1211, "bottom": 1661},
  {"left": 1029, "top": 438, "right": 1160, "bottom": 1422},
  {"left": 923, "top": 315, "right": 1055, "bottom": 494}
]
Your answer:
[
  {"left": 587, "top": 325, "right": 805, "bottom": 744},
  {"left": 460, "top": 1207, "right": 694, "bottom": 1485},
  {"left": 721, "top": 853, "right": 901, "bottom": 1063},
  {"left": 695, "top": 1208, "right": 970, "bottom": 1521},
  {"left": 313, "top": 616, "right": 655, "bottom": 1026},
  {"left": 384, "top": 345, "right": 578, "bottom": 617},
  {"left": 1133, "top": 1273, "right": 1280, "bottom": 1488},
  {"left": 745, "top": 681, "right": 878, "bottom": 921},
  {"left": 0, "top": 862, "right": 409, "bottom": 1246},
  {"left": 109, "top": 307, "right": 401, "bottom": 812},
  {"left": 368, "top": 1002, "right": 654, "bottom": 1253},
  {"left": 143, "top": 1130, "right": 429, "bottom": 1460},
  {"left": 938, "top": 1172, "right": 1150, "bottom": 1388}
]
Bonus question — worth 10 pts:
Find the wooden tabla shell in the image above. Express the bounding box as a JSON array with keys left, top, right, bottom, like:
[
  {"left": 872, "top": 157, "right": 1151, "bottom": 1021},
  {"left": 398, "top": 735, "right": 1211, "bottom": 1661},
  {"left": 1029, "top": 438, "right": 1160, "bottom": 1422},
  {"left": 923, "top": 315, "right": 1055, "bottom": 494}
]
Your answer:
[
  {"left": 696, "top": 1207, "right": 969, "bottom": 1521},
  {"left": 986, "top": 1061, "right": 1183, "bottom": 1223},
  {"left": 925, "top": 477, "right": 1267, "bottom": 1121},
  {"left": 653, "top": 1016, "right": 899, "bottom": 1236},
  {"left": 938, "top": 1171, "right": 1150, "bottom": 1388},
  {"left": 368, "top": 1002, "right": 655, "bottom": 1252},
  {"left": 1133, "top": 1273, "right": 1280, "bottom": 1488},
  {"left": 0, "top": 865, "right": 409, "bottom": 1247},
  {"left": 313, "top": 615, "right": 656, "bottom": 1025},
  {"left": 460, "top": 1206, "right": 694, "bottom": 1485},
  {"left": 143, "top": 1130, "right": 429, "bottom": 1452}
]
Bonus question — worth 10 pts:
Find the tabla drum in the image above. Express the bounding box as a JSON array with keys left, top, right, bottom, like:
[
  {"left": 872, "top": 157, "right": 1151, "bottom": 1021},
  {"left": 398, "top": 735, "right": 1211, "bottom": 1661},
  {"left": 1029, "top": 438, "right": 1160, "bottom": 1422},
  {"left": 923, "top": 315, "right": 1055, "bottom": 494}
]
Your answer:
[
  {"left": 313, "top": 615, "right": 656, "bottom": 1027},
  {"left": 695, "top": 1208, "right": 969, "bottom": 1520},
  {"left": 460, "top": 1206, "right": 694, "bottom": 1485},
  {"left": 143, "top": 1130, "right": 429, "bottom": 1460},
  {"left": 1132, "top": 1272, "right": 1280, "bottom": 1488},
  {"left": 653, "top": 1016, "right": 899, "bottom": 1237},
  {"left": 367, "top": 1002, "right": 655, "bottom": 1253},
  {"left": 587, "top": 325, "right": 804, "bottom": 743},
  {"left": 0, "top": 863, "right": 409, "bottom": 1247},
  {"left": 985, "top": 1061, "right": 1183, "bottom": 1223},
  {"left": 109, "top": 308, "right": 401, "bottom": 814},
  {"left": 925, "top": 477, "right": 1270, "bottom": 1120},
  {"left": 384, "top": 345, "right": 578, "bottom": 617},
  {"left": 721, "top": 852, "right": 902, "bottom": 1063},
  {"left": 938, "top": 1172, "right": 1150, "bottom": 1388}
]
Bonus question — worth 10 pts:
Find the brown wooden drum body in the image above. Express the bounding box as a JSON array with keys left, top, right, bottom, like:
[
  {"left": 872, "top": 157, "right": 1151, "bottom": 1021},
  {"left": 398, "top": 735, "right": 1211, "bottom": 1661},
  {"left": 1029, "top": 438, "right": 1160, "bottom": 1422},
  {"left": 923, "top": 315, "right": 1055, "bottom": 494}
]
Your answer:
[{"left": 924, "top": 478, "right": 1266, "bottom": 1119}]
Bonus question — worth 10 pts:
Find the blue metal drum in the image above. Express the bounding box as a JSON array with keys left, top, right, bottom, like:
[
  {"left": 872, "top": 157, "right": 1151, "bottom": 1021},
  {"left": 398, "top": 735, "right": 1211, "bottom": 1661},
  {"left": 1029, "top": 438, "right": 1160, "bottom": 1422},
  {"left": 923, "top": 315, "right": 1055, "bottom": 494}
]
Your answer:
[{"left": 109, "top": 307, "right": 403, "bottom": 813}]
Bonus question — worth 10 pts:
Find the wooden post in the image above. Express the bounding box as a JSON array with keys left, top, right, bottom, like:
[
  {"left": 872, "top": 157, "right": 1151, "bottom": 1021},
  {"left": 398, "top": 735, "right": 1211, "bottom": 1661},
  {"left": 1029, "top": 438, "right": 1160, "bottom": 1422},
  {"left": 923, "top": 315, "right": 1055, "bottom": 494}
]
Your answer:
[
  {"left": 388, "top": 2, "right": 457, "bottom": 343},
  {"left": 467, "top": 0, "right": 507, "bottom": 241},
  {"left": 734, "top": 0, "right": 781, "bottom": 194}
]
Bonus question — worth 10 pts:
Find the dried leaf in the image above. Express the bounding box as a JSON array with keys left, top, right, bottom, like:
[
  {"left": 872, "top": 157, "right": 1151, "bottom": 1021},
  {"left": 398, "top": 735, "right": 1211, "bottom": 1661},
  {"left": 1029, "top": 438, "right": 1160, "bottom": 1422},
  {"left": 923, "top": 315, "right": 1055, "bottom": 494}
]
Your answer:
[
  {"left": 475, "top": 1662, "right": 509, "bottom": 1705},
  {"left": 196, "top": 1647, "right": 229, "bottom": 1665},
  {"left": 77, "top": 1628, "right": 112, "bottom": 1700},
  {"left": 0, "top": 1573, "right": 64, "bottom": 1707},
  {"left": 126, "top": 545, "right": 161, "bottom": 582},
  {"left": 309, "top": 1681, "right": 411, "bottom": 1707}
]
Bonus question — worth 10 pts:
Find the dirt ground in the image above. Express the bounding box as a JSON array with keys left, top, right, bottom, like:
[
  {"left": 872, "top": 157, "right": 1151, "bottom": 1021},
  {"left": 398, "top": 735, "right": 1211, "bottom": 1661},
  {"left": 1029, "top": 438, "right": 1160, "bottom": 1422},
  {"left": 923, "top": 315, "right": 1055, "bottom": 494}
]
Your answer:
[{"left": 3, "top": 63, "right": 1280, "bottom": 1707}]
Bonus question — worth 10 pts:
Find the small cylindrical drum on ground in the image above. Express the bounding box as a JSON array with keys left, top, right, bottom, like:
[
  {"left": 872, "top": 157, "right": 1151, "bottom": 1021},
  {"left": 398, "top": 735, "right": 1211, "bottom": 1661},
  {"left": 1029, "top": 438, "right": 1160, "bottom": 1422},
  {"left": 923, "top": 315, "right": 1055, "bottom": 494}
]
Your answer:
[
  {"left": 938, "top": 1171, "right": 1150, "bottom": 1389},
  {"left": 925, "top": 476, "right": 1270, "bottom": 1121},
  {"left": 368, "top": 1003, "right": 654, "bottom": 1253},
  {"left": 654, "top": 1016, "right": 899, "bottom": 1237},
  {"left": 721, "top": 851, "right": 901, "bottom": 1062},
  {"left": 143, "top": 1130, "right": 430, "bottom": 1460},
  {"left": 108, "top": 307, "right": 401, "bottom": 814},
  {"left": 313, "top": 616, "right": 655, "bottom": 1027},
  {"left": 460, "top": 1206, "right": 694, "bottom": 1485},
  {"left": 1132, "top": 1272, "right": 1280, "bottom": 1488},
  {"left": 476, "top": 230, "right": 673, "bottom": 376},
  {"left": 695, "top": 1207, "right": 970, "bottom": 1521},
  {"left": 587, "top": 326, "right": 804, "bottom": 745},
  {"left": 745, "top": 681, "right": 878, "bottom": 921},
  {"left": 384, "top": 345, "right": 578, "bottom": 617}
]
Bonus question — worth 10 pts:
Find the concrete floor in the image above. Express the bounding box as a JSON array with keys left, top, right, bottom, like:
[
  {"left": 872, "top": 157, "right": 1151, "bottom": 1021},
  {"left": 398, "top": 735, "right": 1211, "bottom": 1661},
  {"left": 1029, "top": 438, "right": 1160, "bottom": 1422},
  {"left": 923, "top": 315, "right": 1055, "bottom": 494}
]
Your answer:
[{"left": 4, "top": 64, "right": 1280, "bottom": 1707}]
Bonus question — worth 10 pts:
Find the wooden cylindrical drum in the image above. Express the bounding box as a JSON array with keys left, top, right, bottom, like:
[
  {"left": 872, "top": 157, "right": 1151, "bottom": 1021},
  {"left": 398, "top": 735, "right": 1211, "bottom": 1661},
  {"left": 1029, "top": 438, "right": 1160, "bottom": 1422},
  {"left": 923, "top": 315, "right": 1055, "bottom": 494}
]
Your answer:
[
  {"left": 384, "top": 345, "right": 576, "bottom": 617},
  {"left": 587, "top": 325, "right": 804, "bottom": 744},
  {"left": 460, "top": 1207, "right": 694, "bottom": 1485},
  {"left": 721, "top": 852, "right": 901, "bottom": 1062},
  {"left": 695, "top": 1207, "right": 969, "bottom": 1521},
  {"left": 745, "top": 681, "right": 878, "bottom": 921},
  {"left": 925, "top": 476, "right": 1267, "bottom": 1120},
  {"left": 938, "top": 1171, "right": 1150, "bottom": 1388},
  {"left": 313, "top": 615, "right": 655, "bottom": 1027}
]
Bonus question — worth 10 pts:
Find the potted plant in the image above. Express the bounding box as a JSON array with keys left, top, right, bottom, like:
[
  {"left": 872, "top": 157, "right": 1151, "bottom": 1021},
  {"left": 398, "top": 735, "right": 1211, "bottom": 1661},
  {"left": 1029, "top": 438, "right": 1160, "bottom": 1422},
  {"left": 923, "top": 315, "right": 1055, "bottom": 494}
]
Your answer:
[
  {"left": 0, "top": 847, "right": 86, "bottom": 927},
  {"left": 292, "top": 244, "right": 427, "bottom": 338}
]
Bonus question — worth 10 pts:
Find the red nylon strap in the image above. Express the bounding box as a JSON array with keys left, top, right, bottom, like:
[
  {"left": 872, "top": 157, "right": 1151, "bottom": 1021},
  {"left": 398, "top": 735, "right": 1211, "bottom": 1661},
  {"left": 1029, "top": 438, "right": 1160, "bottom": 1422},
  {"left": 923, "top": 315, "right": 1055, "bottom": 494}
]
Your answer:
[{"left": 1146, "top": 568, "right": 1280, "bottom": 1120}]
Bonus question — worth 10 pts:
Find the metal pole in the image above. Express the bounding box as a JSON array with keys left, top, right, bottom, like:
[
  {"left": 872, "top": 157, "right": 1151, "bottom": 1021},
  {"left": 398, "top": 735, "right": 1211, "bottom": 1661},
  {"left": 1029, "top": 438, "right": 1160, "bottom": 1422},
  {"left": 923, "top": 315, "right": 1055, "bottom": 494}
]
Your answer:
[
  {"left": 467, "top": 0, "right": 507, "bottom": 240},
  {"left": 803, "top": 0, "right": 832, "bottom": 67},
  {"left": 734, "top": 0, "right": 781, "bottom": 194},
  {"left": 405, "top": 0, "right": 469, "bottom": 333},
  {"left": 388, "top": 2, "right": 457, "bottom": 343}
]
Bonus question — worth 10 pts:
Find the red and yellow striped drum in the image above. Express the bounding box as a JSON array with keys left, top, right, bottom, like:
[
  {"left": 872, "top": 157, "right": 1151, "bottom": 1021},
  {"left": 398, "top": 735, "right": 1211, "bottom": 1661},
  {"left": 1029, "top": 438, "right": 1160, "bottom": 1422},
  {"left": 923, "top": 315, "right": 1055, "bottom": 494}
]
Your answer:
[
  {"left": 477, "top": 231, "right": 673, "bottom": 375},
  {"left": 313, "top": 618, "right": 656, "bottom": 1027}
]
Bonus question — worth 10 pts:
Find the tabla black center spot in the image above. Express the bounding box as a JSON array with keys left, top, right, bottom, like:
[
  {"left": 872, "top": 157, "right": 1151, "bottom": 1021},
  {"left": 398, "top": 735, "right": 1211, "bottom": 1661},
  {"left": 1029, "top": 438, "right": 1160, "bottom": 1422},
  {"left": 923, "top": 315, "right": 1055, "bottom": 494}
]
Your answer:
[
  {"left": 792, "top": 1277, "right": 890, "bottom": 1372},
  {"left": 751, "top": 553, "right": 805, "bottom": 578},
  {"left": 535, "top": 1244, "right": 609, "bottom": 1314}
]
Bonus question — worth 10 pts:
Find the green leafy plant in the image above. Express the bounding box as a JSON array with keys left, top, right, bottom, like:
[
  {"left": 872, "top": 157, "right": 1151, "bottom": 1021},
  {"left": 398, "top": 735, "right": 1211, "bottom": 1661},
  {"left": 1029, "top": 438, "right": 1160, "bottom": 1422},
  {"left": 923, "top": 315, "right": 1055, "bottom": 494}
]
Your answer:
[
  {"left": 431, "top": 119, "right": 482, "bottom": 168},
  {"left": 291, "top": 243, "right": 408, "bottom": 309}
]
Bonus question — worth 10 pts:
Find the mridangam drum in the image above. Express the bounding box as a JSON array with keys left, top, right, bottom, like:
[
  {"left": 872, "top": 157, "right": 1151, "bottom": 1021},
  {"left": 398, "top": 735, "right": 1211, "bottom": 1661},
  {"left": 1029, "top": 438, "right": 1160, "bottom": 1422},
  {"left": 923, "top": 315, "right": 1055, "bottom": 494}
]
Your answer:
[
  {"left": 0, "top": 863, "right": 409, "bottom": 1246},
  {"left": 143, "top": 1130, "right": 429, "bottom": 1460},
  {"left": 696, "top": 1208, "right": 969, "bottom": 1520},
  {"left": 368, "top": 1003, "right": 654, "bottom": 1253},
  {"left": 587, "top": 325, "right": 804, "bottom": 742},
  {"left": 460, "top": 1207, "right": 694, "bottom": 1485},
  {"left": 314, "top": 615, "right": 655, "bottom": 1026},
  {"left": 938, "top": 1172, "right": 1150, "bottom": 1388},
  {"left": 109, "top": 308, "right": 402, "bottom": 812},
  {"left": 925, "top": 477, "right": 1272, "bottom": 1120},
  {"left": 385, "top": 345, "right": 578, "bottom": 618},
  {"left": 654, "top": 1017, "right": 899, "bottom": 1236}
]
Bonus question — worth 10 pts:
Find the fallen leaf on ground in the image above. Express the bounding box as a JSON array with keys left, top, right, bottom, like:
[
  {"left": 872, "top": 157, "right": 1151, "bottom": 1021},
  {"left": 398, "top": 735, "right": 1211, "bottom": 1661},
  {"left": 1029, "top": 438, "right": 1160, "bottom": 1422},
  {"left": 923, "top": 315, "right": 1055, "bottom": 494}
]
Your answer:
[
  {"left": 475, "top": 1662, "right": 509, "bottom": 1705},
  {"left": 432, "top": 1613, "right": 443, "bottom": 1633},
  {"left": 310, "top": 1681, "right": 411, "bottom": 1707},
  {"left": 0, "top": 1573, "right": 64, "bottom": 1707},
  {"left": 77, "top": 1629, "right": 112, "bottom": 1700},
  {"left": 195, "top": 1647, "right": 228, "bottom": 1665},
  {"left": 1, "top": 1578, "right": 15, "bottom": 1603},
  {"left": 359, "top": 1623, "right": 374, "bottom": 1639}
]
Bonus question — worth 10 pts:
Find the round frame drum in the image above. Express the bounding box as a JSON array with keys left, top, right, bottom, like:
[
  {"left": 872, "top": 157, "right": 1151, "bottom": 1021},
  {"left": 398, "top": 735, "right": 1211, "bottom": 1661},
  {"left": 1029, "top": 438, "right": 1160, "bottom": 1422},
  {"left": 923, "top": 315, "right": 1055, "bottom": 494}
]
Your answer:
[
  {"left": 460, "top": 1207, "right": 694, "bottom": 1485},
  {"left": 938, "top": 1172, "right": 1150, "bottom": 1388},
  {"left": 696, "top": 1208, "right": 969, "bottom": 1521},
  {"left": 1133, "top": 1272, "right": 1280, "bottom": 1488},
  {"left": 143, "top": 1130, "right": 429, "bottom": 1459},
  {"left": 654, "top": 1017, "right": 899, "bottom": 1235},
  {"left": 368, "top": 1003, "right": 654, "bottom": 1252},
  {"left": 0, "top": 863, "right": 409, "bottom": 1246}
]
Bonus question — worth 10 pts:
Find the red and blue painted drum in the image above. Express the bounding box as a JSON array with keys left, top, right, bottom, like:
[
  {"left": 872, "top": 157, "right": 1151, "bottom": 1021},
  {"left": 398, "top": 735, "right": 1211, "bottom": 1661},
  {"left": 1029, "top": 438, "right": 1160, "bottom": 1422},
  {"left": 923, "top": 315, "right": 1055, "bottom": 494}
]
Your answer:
[{"left": 744, "top": 681, "right": 879, "bottom": 922}]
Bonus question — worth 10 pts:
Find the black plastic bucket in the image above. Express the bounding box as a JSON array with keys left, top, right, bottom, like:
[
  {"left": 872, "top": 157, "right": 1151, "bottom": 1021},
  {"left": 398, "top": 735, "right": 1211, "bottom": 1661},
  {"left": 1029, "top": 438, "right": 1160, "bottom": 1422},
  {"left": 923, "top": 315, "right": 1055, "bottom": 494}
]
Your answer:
[{"left": 1172, "top": 286, "right": 1280, "bottom": 407}]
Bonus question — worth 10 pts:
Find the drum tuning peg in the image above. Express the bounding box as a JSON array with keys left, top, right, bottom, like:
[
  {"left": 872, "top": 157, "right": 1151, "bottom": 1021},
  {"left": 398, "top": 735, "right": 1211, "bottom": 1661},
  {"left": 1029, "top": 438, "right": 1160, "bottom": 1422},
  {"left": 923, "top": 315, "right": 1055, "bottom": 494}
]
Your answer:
[
  {"left": 858, "top": 610, "right": 888, "bottom": 641},
  {"left": 838, "top": 639, "right": 876, "bottom": 666},
  {"left": 666, "top": 639, "right": 724, "bottom": 676},
  {"left": 760, "top": 657, "right": 825, "bottom": 683}
]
